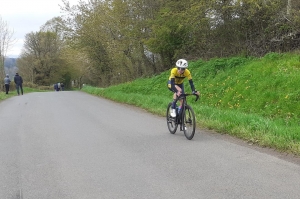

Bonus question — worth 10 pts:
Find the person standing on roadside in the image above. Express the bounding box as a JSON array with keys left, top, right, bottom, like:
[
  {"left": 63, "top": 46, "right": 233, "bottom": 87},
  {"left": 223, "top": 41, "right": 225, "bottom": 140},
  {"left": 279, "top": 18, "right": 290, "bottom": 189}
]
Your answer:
[
  {"left": 4, "top": 74, "right": 11, "bottom": 94},
  {"left": 61, "top": 82, "right": 64, "bottom": 91},
  {"left": 54, "top": 83, "right": 58, "bottom": 91},
  {"left": 14, "top": 73, "right": 23, "bottom": 95},
  {"left": 57, "top": 82, "right": 61, "bottom": 91}
]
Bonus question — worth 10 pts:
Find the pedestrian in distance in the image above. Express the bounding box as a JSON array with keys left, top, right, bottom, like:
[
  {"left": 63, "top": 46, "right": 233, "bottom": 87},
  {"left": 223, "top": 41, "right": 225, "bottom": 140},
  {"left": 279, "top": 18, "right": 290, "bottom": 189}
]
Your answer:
[
  {"left": 14, "top": 73, "right": 23, "bottom": 95},
  {"left": 4, "top": 74, "right": 11, "bottom": 94},
  {"left": 56, "top": 83, "right": 60, "bottom": 91},
  {"left": 54, "top": 83, "right": 58, "bottom": 91},
  {"left": 61, "top": 82, "right": 64, "bottom": 91},
  {"left": 57, "top": 82, "right": 60, "bottom": 91}
]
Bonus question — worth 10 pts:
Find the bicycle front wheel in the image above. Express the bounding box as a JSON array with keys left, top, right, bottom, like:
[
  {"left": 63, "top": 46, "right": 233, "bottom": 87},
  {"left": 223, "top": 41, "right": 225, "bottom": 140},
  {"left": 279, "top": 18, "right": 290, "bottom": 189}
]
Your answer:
[
  {"left": 183, "top": 105, "right": 196, "bottom": 140},
  {"left": 166, "top": 103, "right": 178, "bottom": 134}
]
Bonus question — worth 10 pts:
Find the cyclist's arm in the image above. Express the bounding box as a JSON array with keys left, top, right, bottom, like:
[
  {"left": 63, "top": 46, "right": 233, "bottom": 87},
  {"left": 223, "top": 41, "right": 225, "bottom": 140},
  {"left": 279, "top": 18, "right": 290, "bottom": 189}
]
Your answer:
[
  {"left": 188, "top": 79, "right": 195, "bottom": 92},
  {"left": 189, "top": 80, "right": 200, "bottom": 96},
  {"left": 186, "top": 70, "right": 198, "bottom": 94},
  {"left": 169, "top": 68, "right": 179, "bottom": 93}
]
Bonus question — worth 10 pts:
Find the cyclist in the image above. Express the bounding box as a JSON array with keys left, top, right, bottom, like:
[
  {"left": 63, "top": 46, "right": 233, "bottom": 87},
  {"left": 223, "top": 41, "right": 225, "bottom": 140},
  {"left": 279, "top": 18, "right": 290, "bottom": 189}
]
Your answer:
[{"left": 167, "top": 59, "right": 200, "bottom": 117}]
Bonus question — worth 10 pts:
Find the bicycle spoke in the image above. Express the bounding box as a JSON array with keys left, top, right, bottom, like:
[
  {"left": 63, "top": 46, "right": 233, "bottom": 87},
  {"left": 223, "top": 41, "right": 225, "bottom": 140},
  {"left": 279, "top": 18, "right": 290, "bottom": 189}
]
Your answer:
[
  {"left": 166, "top": 94, "right": 199, "bottom": 139},
  {"left": 166, "top": 103, "right": 178, "bottom": 134},
  {"left": 183, "top": 105, "right": 196, "bottom": 140}
]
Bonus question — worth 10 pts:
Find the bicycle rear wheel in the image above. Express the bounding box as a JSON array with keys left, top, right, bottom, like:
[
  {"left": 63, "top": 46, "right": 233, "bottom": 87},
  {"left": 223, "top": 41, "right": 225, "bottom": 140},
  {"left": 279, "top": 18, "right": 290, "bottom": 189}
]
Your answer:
[
  {"left": 183, "top": 105, "right": 196, "bottom": 140},
  {"left": 166, "top": 103, "right": 178, "bottom": 134}
]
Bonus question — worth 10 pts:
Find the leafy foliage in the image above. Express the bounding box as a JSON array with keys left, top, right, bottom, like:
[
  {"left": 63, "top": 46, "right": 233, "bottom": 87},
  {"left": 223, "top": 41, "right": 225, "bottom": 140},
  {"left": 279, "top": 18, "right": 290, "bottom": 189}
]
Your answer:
[
  {"left": 14, "top": 0, "right": 300, "bottom": 88},
  {"left": 17, "top": 31, "right": 65, "bottom": 85}
]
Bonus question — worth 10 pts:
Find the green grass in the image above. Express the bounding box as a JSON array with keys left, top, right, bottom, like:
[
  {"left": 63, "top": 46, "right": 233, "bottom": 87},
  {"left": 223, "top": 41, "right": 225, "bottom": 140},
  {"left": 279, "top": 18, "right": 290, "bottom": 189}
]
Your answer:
[
  {"left": 0, "top": 92, "right": 15, "bottom": 100},
  {"left": 82, "top": 52, "right": 300, "bottom": 156},
  {"left": 0, "top": 87, "right": 48, "bottom": 100}
]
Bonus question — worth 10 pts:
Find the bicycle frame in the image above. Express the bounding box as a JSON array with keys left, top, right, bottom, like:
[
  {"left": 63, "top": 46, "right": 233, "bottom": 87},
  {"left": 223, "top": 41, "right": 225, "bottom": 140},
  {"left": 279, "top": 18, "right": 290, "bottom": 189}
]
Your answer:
[
  {"left": 167, "top": 93, "right": 199, "bottom": 140},
  {"left": 175, "top": 93, "right": 199, "bottom": 127}
]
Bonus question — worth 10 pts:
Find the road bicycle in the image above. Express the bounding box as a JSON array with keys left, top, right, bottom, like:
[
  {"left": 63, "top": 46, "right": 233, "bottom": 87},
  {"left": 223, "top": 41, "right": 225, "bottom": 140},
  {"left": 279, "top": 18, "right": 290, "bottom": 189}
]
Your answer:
[{"left": 166, "top": 93, "right": 199, "bottom": 140}]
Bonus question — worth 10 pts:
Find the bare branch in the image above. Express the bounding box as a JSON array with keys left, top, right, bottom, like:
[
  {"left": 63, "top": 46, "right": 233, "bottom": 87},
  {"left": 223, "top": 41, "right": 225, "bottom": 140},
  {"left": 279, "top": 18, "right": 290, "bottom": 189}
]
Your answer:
[{"left": 0, "top": 15, "right": 16, "bottom": 88}]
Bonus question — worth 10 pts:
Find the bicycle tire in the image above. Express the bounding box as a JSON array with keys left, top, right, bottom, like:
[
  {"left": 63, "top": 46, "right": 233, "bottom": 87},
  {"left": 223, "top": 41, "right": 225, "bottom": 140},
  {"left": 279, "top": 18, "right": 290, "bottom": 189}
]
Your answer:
[
  {"left": 183, "top": 105, "right": 196, "bottom": 140},
  {"left": 166, "top": 103, "right": 178, "bottom": 134}
]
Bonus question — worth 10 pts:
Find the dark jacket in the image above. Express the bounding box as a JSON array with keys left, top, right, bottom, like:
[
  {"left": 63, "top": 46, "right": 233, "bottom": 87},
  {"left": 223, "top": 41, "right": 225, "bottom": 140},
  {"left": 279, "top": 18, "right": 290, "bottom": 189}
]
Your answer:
[{"left": 14, "top": 74, "right": 23, "bottom": 85}]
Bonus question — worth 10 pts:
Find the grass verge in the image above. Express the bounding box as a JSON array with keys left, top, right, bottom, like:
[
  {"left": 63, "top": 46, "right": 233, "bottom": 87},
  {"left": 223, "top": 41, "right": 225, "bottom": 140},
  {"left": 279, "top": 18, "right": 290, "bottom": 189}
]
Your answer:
[{"left": 82, "top": 53, "right": 300, "bottom": 156}]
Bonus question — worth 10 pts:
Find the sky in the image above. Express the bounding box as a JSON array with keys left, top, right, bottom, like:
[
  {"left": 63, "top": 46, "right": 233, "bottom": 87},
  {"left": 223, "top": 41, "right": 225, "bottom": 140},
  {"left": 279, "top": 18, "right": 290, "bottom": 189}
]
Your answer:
[{"left": 0, "top": 0, "right": 83, "bottom": 58}]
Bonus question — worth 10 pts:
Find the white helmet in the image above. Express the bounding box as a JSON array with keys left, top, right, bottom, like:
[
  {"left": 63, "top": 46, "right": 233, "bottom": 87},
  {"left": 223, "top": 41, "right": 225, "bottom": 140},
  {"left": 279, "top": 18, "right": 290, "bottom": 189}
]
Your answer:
[{"left": 176, "top": 59, "right": 188, "bottom": 68}]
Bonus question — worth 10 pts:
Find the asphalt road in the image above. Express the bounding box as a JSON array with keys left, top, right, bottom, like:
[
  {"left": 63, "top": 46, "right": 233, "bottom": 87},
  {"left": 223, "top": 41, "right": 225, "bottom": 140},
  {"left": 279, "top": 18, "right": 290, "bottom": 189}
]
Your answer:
[{"left": 0, "top": 91, "right": 300, "bottom": 199}]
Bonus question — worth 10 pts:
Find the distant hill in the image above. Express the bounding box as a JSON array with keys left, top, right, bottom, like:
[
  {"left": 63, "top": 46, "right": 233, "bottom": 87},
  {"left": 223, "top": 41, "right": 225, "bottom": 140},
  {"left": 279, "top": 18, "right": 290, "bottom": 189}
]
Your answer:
[
  {"left": 4, "top": 58, "right": 18, "bottom": 77},
  {"left": 4, "top": 58, "right": 17, "bottom": 68}
]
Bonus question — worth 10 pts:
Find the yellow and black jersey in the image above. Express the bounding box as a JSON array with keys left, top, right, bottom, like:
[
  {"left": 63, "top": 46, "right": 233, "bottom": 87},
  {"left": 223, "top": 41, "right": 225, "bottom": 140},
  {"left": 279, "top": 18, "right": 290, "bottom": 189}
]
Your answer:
[
  {"left": 168, "top": 68, "right": 192, "bottom": 84},
  {"left": 167, "top": 67, "right": 195, "bottom": 93}
]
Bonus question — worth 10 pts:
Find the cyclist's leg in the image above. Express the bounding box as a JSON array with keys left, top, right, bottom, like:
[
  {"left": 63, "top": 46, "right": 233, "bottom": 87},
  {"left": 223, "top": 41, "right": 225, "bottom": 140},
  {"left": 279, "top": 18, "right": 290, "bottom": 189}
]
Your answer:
[
  {"left": 168, "top": 81, "right": 179, "bottom": 109},
  {"left": 172, "top": 85, "right": 183, "bottom": 108},
  {"left": 178, "top": 84, "right": 184, "bottom": 108},
  {"left": 167, "top": 88, "right": 177, "bottom": 117}
]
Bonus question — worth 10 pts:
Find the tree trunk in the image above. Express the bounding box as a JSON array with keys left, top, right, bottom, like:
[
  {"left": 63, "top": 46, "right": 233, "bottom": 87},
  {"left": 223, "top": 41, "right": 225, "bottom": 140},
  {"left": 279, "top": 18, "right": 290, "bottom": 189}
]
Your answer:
[
  {"left": 0, "top": 56, "right": 4, "bottom": 91},
  {"left": 287, "top": 0, "right": 292, "bottom": 15}
]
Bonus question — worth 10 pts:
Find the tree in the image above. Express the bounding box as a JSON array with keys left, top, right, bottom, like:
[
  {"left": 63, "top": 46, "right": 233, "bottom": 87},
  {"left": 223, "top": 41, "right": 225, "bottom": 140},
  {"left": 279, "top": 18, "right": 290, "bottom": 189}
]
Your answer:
[
  {"left": 60, "top": 0, "right": 163, "bottom": 86},
  {"left": 0, "top": 15, "right": 15, "bottom": 90},
  {"left": 59, "top": 46, "right": 91, "bottom": 89},
  {"left": 237, "top": 0, "right": 299, "bottom": 55},
  {"left": 56, "top": 0, "right": 300, "bottom": 88},
  {"left": 17, "top": 55, "right": 36, "bottom": 84},
  {"left": 18, "top": 31, "right": 64, "bottom": 85},
  {"left": 144, "top": 1, "right": 193, "bottom": 68}
]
